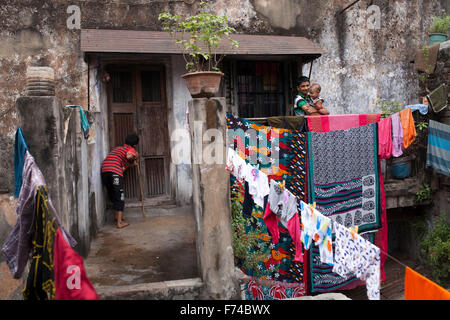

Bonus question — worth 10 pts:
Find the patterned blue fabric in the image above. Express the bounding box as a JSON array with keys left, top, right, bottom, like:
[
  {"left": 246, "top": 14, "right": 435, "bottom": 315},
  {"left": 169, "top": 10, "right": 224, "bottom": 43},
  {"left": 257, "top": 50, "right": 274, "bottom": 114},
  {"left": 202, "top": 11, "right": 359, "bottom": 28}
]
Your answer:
[
  {"left": 306, "top": 123, "right": 381, "bottom": 294},
  {"left": 426, "top": 120, "right": 450, "bottom": 177},
  {"left": 14, "top": 126, "right": 28, "bottom": 198}
]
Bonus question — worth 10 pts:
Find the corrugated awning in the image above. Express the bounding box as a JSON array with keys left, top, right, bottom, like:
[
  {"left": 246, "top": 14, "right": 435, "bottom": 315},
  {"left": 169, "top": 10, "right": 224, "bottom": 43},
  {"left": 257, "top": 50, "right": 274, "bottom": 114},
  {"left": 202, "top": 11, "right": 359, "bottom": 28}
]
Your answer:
[{"left": 80, "top": 29, "right": 324, "bottom": 58}]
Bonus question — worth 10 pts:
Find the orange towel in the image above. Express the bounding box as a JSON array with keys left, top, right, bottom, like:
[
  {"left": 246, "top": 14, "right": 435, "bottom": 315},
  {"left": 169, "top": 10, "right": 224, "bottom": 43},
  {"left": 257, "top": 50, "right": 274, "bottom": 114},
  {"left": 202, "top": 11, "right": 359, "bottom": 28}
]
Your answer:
[
  {"left": 404, "top": 267, "right": 450, "bottom": 300},
  {"left": 400, "top": 108, "right": 417, "bottom": 149}
]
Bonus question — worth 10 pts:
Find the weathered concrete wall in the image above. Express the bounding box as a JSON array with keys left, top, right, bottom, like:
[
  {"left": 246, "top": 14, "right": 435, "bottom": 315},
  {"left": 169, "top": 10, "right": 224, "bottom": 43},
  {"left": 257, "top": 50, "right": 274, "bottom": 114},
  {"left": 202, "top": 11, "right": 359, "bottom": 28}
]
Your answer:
[
  {"left": 0, "top": 0, "right": 448, "bottom": 299},
  {"left": 189, "top": 98, "right": 240, "bottom": 299}
]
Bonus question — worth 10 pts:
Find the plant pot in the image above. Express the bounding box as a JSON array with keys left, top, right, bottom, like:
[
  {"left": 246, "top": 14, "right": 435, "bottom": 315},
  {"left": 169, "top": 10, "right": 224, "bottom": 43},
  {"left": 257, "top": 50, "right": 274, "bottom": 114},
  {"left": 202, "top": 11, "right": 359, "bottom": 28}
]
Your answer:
[
  {"left": 429, "top": 33, "right": 448, "bottom": 45},
  {"left": 391, "top": 156, "right": 411, "bottom": 180},
  {"left": 181, "top": 71, "right": 224, "bottom": 98}
]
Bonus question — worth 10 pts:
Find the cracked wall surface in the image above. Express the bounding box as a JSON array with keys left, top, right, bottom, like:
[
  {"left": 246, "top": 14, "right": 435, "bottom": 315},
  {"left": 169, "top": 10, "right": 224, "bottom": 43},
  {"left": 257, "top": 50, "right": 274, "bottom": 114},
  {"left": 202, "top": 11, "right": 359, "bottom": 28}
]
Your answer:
[{"left": 0, "top": 0, "right": 448, "bottom": 299}]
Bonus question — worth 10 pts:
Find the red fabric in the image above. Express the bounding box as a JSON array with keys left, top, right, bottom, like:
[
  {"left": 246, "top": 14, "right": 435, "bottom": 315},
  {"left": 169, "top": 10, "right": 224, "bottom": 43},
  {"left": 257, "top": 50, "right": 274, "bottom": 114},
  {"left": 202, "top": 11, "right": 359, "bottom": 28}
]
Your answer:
[
  {"left": 54, "top": 229, "right": 98, "bottom": 300},
  {"left": 307, "top": 113, "right": 381, "bottom": 132},
  {"left": 263, "top": 201, "right": 280, "bottom": 244},
  {"left": 263, "top": 201, "right": 303, "bottom": 262},
  {"left": 286, "top": 212, "right": 303, "bottom": 262},
  {"left": 378, "top": 117, "right": 393, "bottom": 159}
]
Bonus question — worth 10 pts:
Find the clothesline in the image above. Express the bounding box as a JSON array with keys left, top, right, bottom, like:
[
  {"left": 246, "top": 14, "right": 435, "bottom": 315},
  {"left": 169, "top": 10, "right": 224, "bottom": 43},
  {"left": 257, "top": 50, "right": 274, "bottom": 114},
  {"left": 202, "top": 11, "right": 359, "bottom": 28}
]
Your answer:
[{"left": 228, "top": 146, "right": 410, "bottom": 286}]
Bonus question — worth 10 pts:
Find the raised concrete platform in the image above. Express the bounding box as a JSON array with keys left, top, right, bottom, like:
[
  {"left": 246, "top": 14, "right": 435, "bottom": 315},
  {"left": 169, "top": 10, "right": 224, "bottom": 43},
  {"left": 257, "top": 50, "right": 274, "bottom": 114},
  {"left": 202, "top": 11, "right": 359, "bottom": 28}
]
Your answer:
[
  {"left": 84, "top": 207, "right": 200, "bottom": 299},
  {"left": 96, "top": 278, "right": 204, "bottom": 300}
]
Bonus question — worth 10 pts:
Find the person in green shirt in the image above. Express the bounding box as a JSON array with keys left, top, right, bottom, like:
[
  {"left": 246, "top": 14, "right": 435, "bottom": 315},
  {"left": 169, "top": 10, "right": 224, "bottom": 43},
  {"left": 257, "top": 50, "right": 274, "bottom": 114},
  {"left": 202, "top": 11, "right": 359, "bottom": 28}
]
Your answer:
[{"left": 293, "top": 76, "right": 317, "bottom": 116}]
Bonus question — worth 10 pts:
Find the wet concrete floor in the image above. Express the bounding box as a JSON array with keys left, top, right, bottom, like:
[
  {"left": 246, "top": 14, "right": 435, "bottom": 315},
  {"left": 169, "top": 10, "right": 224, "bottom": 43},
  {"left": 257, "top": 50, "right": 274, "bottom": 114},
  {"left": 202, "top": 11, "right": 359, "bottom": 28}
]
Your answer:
[{"left": 84, "top": 209, "right": 199, "bottom": 288}]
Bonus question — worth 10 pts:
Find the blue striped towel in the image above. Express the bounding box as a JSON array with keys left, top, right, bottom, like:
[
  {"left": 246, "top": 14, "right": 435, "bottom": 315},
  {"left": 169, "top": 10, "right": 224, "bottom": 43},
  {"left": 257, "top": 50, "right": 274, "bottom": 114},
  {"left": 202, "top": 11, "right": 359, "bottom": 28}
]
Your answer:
[{"left": 426, "top": 120, "right": 450, "bottom": 177}]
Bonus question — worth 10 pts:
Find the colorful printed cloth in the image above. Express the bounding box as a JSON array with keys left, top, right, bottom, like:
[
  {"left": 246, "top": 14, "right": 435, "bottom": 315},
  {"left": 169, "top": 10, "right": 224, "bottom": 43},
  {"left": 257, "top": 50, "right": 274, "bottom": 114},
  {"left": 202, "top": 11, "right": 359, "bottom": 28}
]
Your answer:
[
  {"left": 23, "top": 186, "right": 57, "bottom": 300},
  {"left": 227, "top": 114, "right": 309, "bottom": 297},
  {"left": 307, "top": 123, "right": 380, "bottom": 233},
  {"left": 227, "top": 113, "right": 308, "bottom": 203},
  {"left": 264, "top": 180, "right": 303, "bottom": 262},
  {"left": 426, "top": 120, "right": 450, "bottom": 177},
  {"left": 230, "top": 176, "right": 307, "bottom": 288},
  {"left": 299, "top": 201, "right": 333, "bottom": 265},
  {"left": 306, "top": 123, "right": 381, "bottom": 293},
  {"left": 243, "top": 276, "right": 306, "bottom": 300},
  {"left": 333, "top": 222, "right": 381, "bottom": 300},
  {"left": 2, "top": 151, "right": 76, "bottom": 279},
  {"left": 307, "top": 113, "right": 380, "bottom": 132}
]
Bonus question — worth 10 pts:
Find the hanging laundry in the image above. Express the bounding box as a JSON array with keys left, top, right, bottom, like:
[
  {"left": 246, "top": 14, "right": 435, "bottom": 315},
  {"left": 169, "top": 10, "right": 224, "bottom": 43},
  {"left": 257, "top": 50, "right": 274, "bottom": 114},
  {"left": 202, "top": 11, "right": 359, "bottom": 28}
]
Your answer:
[
  {"left": 399, "top": 107, "right": 417, "bottom": 149},
  {"left": 242, "top": 181, "right": 255, "bottom": 218},
  {"left": 23, "top": 185, "right": 58, "bottom": 300},
  {"left": 307, "top": 113, "right": 380, "bottom": 132},
  {"left": 391, "top": 112, "right": 404, "bottom": 157},
  {"left": 230, "top": 175, "right": 306, "bottom": 287},
  {"left": 332, "top": 222, "right": 381, "bottom": 300},
  {"left": 263, "top": 180, "right": 303, "bottom": 262},
  {"left": 299, "top": 201, "right": 333, "bottom": 265},
  {"left": 307, "top": 123, "right": 381, "bottom": 294},
  {"left": 404, "top": 267, "right": 450, "bottom": 300},
  {"left": 227, "top": 114, "right": 308, "bottom": 293},
  {"left": 14, "top": 126, "right": 29, "bottom": 198},
  {"left": 226, "top": 148, "right": 247, "bottom": 182},
  {"left": 65, "top": 105, "right": 90, "bottom": 139},
  {"left": 307, "top": 123, "right": 381, "bottom": 232},
  {"left": 2, "top": 151, "right": 77, "bottom": 279},
  {"left": 244, "top": 162, "right": 270, "bottom": 209},
  {"left": 243, "top": 276, "right": 306, "bottom": 300},
  {"left": 405, "top": 104, "right": 429, "bottom": 115},
  {"left": 378, "top": 117, "right": 393, "bottom": 159},
  {"left": 426, "top": 120, "right": 450, "bottom": 177},
  {"left": 54, "top": 229, "right": 98, "bottom": 300}
]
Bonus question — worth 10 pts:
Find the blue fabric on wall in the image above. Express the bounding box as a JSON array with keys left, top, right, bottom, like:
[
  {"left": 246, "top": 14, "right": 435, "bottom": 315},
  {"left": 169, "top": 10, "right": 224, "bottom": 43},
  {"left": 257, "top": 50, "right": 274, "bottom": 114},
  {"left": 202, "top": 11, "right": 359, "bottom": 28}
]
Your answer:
[
  {"left": 65, "top": 105, "right": 90, "bottom": 139},
  {"left": 405, "top": 104, "right": 429, "bottom": 115},
  {"left": 14, "top": 126, "right": 29, "bottom": 198}
]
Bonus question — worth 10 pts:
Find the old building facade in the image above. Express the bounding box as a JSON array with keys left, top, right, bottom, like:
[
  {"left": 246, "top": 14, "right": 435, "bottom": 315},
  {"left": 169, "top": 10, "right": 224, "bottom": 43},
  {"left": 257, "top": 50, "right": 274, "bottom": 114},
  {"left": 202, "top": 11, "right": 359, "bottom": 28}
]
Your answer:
[{"left": 0, "top": 0, "right": 448, "bottom": 299}]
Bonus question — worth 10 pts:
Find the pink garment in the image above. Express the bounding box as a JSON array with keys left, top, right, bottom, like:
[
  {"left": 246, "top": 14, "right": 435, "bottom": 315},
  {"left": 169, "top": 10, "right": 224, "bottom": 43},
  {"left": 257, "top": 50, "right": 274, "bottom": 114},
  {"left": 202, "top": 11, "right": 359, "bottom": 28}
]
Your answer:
[
  {"left": 263, "top": 201, "right": 303, "bottom": 262},
  {"left": 391, "top": 112, "right": 403, "bottom": 157},
  {"left": 378, "top": 117, "right": 393, "bottom": 159},
  {"left": 307, "top": 114, "right": 381, "bottom": 132}
]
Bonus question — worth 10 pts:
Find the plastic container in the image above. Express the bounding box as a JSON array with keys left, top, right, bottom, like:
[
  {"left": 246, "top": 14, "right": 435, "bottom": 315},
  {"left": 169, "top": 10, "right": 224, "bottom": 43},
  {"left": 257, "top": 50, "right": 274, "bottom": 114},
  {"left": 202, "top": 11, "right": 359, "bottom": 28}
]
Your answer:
[
  {"left": 429, "top": 33, "right": 448, "bottom": 45},
  {"left": 391, "top": 157, "right": 411, "bottom": 179}
]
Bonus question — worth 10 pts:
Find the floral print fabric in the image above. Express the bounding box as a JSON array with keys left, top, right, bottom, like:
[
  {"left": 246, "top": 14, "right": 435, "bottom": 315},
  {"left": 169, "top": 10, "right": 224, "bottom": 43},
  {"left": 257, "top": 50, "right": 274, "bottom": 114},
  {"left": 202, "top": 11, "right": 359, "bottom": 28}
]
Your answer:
[
  {"left": 299, "top": 201, "right": 333, "bottom": 265},
  {"left": 332, "top": 222, "right": 381, "bottom": 300}
]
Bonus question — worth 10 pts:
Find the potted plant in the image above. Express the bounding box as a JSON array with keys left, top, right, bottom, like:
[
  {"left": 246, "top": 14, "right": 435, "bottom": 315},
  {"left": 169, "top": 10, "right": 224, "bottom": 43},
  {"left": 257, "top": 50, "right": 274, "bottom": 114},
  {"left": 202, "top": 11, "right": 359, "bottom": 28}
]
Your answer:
[
  {"left": 159, "top": 1, "right": 239, "bottom": 98},
  {"left": 428, "top": 15, "right": 450, "bottom": 45}
]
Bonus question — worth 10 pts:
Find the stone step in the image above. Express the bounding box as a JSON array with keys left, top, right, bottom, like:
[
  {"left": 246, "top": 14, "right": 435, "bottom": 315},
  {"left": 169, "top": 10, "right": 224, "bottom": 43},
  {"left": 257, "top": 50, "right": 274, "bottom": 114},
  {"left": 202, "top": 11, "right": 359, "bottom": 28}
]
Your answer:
[{"left": 95, "top": 278, "right": 204, "bottom": 300}]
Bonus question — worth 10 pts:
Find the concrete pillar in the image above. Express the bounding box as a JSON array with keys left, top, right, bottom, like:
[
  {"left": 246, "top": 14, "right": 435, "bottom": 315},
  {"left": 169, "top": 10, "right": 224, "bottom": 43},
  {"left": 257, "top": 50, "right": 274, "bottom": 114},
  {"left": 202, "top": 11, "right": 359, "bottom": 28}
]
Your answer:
[
  {"left": 15, "top": 96, "right": 67, "bottom": 226},
  {"left": 188, "top": 97, "right": 240, "bottom": 299}
]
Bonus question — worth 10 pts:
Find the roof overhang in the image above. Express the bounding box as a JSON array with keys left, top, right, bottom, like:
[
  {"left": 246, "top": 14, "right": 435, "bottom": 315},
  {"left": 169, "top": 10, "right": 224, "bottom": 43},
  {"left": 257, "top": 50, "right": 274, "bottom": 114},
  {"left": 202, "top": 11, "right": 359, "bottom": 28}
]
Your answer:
[{"left": 81, "top": 29, "right": 324, "bottom": 62}]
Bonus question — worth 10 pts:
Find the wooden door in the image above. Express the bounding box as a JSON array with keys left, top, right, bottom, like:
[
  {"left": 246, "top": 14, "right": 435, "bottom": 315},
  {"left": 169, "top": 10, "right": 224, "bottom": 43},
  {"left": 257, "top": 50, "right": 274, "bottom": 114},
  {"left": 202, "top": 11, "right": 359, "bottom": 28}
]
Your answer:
[{"left": 107, "top": 65, "right": 170, "bottom": 201}]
